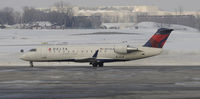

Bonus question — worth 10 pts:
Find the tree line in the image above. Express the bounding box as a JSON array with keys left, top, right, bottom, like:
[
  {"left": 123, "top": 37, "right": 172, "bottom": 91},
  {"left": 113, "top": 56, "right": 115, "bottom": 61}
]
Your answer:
[
  {"left": 22, "top": 6, "right": 74, "bottom": 28},
  {"left": 0, "top": 6, "right": 73, "bottom": 26},
  {"left": 0, "top": 1, "right": 101, "bottom": 29}
]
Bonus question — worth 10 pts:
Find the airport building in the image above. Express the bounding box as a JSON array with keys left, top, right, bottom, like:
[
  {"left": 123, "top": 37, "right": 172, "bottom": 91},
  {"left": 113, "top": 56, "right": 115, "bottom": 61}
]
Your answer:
[{"left": 35, "top": 6, "right": 200, "bottom": 29}]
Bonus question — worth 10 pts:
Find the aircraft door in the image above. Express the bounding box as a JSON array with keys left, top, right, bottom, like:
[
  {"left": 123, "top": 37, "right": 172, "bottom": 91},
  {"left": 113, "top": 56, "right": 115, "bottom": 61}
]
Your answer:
[{"left": 40, "top": 47, "right": 48, "bottom": 60}]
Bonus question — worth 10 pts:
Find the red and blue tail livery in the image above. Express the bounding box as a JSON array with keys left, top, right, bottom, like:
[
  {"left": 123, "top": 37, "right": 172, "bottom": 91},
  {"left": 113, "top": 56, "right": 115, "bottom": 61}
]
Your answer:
[{"left": 144, "top": 28, "right": 173, "bottom": 48}]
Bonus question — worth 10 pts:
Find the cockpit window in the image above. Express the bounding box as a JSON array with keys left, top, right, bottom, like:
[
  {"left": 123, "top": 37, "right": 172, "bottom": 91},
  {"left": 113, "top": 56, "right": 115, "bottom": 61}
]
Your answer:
[{"left": 29, "top": 49, "right": 37, "bottom": 52}]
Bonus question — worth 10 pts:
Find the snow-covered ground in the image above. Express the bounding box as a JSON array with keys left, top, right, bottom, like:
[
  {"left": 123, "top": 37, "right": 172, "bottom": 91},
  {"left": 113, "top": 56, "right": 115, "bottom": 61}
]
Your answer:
[{"left": 0, "top": 22, "right": 200, "bottom": 66}]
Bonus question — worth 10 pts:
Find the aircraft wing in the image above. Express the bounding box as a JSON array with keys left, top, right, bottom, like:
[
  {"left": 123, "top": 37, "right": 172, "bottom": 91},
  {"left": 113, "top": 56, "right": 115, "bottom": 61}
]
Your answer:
[
  {"left": 74, "top": 50, "right": 99, "bottom": 62},
  {"left": 74, "top": 57, "right": 95, "bottom": 62}
]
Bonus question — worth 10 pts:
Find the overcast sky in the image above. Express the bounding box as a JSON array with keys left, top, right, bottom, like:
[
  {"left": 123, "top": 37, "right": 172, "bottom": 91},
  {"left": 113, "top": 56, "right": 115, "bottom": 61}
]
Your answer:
[{"left": 0, "top": 0, "right": 200, "bottom": 11}]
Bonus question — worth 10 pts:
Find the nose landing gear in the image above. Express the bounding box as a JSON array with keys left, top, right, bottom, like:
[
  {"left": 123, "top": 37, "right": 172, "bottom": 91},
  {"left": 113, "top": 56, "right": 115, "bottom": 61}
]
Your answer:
[{"left": 29, "top": 61, "right": 34, "bottom": 67}]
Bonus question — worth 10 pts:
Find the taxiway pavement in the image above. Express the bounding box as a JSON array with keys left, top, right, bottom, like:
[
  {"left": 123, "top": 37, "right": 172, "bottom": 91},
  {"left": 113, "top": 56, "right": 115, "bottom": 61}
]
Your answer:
[{"left": 0, "top": 66, "right": 200, "bottom": 99}]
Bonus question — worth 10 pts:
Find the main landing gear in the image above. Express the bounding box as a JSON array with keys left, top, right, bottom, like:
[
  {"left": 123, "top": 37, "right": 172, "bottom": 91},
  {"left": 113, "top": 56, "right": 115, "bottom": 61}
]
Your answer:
[
  {"left": 29, "top": 61, "right": 34, "bottom": 67},
  {"left": 91, "top": 62, "right": 104, "bottom": 67}
]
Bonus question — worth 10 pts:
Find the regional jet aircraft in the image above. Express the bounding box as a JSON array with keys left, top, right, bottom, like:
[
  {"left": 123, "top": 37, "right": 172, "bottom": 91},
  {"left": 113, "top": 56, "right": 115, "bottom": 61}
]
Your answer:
[{"left": 20, "top": 28, "right": 174, "bottom": 67}]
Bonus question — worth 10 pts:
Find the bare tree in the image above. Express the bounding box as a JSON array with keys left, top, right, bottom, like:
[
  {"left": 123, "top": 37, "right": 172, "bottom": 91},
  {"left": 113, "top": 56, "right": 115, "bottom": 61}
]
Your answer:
[
  {"left": 0, "top": 7, "right": 15, "bottom": 25},
  {"left": 53, "top": 1, "right": 74, "bottom": 28},
  {"left": 195, "top": 13, "right": 200, "bottom": 31},
  {"left": 54, "top": 0, "right": 65, "bottom": 13},
  {"left": 22, "top": 7, "right": 36, "bottom": 23},
  {"left": 178, "top": 6, "right": 183, "bottom": 15}
]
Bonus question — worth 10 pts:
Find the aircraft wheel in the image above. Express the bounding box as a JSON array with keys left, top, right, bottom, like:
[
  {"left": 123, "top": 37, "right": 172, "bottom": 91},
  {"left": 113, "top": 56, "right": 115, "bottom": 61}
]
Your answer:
[
  {"left": 99, "top": 62, "right": 104, "bottom": 67},
  {"left": 92, "top": 63, "right": 98, "bottom": 67}
]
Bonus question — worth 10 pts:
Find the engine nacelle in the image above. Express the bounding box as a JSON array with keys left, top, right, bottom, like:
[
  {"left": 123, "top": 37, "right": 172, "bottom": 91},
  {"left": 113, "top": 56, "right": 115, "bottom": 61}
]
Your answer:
[{"left": 114, "top": 45, "right": 138, "bottom": 54}]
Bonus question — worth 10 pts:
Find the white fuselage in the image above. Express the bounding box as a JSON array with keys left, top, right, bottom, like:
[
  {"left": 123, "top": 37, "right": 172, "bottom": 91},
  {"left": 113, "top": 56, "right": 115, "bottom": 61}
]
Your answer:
[
  {"left": 20, "top": 28, "right": 173, "bottom": 67},
  {"left": 20, "top": 45, "right": 162, "bottom": 63}
]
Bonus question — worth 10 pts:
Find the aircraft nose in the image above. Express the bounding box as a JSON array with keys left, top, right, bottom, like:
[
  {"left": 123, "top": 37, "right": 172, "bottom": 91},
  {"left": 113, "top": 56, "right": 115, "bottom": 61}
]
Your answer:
[{"left": 20, "top": 54, "right": 27, "bottom": 60}]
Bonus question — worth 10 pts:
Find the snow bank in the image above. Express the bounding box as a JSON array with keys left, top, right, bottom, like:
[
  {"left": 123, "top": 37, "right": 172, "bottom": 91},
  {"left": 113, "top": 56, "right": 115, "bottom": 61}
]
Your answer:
[{"left": 136, "top": 22, "right": 199, "bottom": 32}]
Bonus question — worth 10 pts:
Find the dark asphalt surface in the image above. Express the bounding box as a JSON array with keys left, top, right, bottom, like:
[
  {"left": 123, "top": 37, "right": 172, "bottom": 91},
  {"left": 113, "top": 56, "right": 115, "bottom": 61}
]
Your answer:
[{"left": 0, "top": 66, "right": 200, "bottom": 99}]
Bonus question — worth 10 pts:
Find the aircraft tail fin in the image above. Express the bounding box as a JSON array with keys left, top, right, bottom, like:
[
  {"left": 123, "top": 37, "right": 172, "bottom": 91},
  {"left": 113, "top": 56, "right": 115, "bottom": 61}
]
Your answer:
[{"left": 143, "top": 28, "right": 173, "bottom": 48}]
